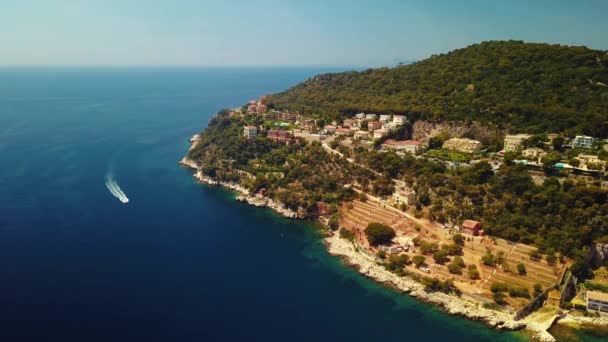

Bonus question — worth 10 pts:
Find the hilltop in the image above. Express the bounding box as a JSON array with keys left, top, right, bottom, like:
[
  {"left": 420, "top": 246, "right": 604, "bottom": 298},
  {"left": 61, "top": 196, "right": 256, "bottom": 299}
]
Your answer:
[{"left": 266, "top": 41, "right": 608, "bottom": 137}]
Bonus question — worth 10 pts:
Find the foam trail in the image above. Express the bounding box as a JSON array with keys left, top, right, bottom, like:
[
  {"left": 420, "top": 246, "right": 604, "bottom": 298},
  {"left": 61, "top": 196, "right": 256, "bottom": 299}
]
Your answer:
[{"left": 105, "top": 174, "right": 129, "bottom": 203}]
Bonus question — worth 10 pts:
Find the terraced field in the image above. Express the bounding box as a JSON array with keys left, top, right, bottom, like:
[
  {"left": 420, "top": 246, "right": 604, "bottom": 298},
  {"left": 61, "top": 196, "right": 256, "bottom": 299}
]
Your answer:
[{"left": 338, "top": 198, "right": 567, "bottom": 310}]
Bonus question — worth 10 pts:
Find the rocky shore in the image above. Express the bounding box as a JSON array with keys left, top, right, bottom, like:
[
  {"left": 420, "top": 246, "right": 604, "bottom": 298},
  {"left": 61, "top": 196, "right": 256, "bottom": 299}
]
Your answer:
[
  {"left": 180, "top": 155, "right": 302, "bottom": 219},
  {"left": 181, "top": 138, "right": 556, "bottom": 341}
]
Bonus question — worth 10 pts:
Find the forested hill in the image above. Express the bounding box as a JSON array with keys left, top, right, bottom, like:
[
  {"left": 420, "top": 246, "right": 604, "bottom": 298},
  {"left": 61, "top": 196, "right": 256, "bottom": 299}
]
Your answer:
[{"left": 266, "top": 41, "right": 608, "bottom": 137}]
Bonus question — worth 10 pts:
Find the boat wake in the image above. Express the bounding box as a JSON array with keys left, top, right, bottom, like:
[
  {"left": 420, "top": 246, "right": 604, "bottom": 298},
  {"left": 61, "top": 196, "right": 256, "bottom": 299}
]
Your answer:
[{"left": 105, "top": 174, "right": 129, "bottom": 204}]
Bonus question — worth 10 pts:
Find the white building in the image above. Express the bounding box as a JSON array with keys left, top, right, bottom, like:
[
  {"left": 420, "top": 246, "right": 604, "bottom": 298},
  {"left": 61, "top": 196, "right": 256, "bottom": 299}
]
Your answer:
[
  {"left": 243, "top": 125, "right": 258, "bottom": 139},
  {"left": 587, "top": 290, "right": 608, "bottom": 314},
  {"left": 355, "top": 113, "right": 366, "bottom": 119},
  {"left": 379, "top": 114, "right": 392, "bottom": 122},
  {"left": 573, "top": 135, "right": 596, "bottom": 149},
  {"left": 365, "top": 113, "right": 378, "bottom": 120},
  {"left": 393, "top": 189, "right": 416, "bottom": 206},
  {"left": 392, "top": 115, "right": 406, "bottom": 124}
]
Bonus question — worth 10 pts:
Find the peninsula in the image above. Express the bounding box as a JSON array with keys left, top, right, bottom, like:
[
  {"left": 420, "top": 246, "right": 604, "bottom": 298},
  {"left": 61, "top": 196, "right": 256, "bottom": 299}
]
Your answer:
[{"left": 182, "top": 41, "right": 608, "bottom": 341}]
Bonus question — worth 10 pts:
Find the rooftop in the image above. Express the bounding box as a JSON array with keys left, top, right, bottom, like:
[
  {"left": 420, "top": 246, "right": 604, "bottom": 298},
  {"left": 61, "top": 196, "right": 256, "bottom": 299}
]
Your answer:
[{"left": 587, "top": 290, "right": 608, "bottom": 302}]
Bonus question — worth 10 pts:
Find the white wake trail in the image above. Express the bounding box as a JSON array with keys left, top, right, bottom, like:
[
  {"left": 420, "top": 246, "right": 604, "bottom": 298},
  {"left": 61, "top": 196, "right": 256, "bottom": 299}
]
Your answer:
[{"left": 105, "top": 174, "right": 129, "bottom": 203}]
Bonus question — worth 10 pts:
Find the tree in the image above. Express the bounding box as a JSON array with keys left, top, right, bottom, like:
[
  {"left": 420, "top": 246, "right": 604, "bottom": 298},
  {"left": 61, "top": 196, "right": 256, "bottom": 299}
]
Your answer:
[
  {"left": 481, "top": 251, "right": 496, "bottom": 267},
  {"left": 452, "top": 234, "right": 465, "bottom": 246},
  {"left": 496, "top": 251, "right": 505, "bottom": 265},
  {"left": 413, "top": 255, "right": 426, "bottom": 267},
  {"left": 328, "top": 213, "right": 340, "bottom": 230},
  {"left": 529, "top": 249, "right": 541, "bottom": 261},
  {"left": 468, "top": 265, "right": 480, "bottom": 279},
  {"left": 389, "top": 254, "right": 410, "bottom": 268},
  {"left": 364, "top": 223, "right": 396, "bottom": 246},
  {"left": 493, "top": 291, "right": 506, "bottom": 305},
  {"left": 546, "top": 253, "right": 557, "bottom": 265},
  {"left": 533, "top": 283, "right": 543, "bottom": 297},
  {"left": 517, "top": 263, "right": 527, "bottom": 276},
  {"left": 433, "top": 250, "right": 449, "bottom": 264},
  {"left": 448, "top": 256, "right": 465, "bottom": 274}
]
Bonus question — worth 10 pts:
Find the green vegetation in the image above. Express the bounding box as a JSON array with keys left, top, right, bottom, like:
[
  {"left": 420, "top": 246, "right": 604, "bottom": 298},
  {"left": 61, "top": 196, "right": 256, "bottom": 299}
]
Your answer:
[
  {"left": 339, "top": 228, "right": 355, "bottom": 242},
  {"left": 364, "top": 223, "right": 396, "bottom": 246},
  {"left": 267, "top": 41, "right": 608, "bottom": 137},
  {"left": 491, "top": 282, "right": 531, "bottom": 299},
  {"left": 425, "top": 149, "right": 472, "bottom": 162},
  {"left": 468, "top": 265, "right": 480, "bottom": 280},
  {"left": 413, "top": 255, "right": 426, "bottom": 267},
  {"left": 517, "top": 263, "right": 527, "bottom": 276}
]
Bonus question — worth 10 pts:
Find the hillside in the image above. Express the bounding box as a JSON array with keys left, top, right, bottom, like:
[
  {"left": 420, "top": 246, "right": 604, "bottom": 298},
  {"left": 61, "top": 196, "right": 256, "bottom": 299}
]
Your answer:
[{"left": 266, "top": 41, "right": 608, "bottom": 137}]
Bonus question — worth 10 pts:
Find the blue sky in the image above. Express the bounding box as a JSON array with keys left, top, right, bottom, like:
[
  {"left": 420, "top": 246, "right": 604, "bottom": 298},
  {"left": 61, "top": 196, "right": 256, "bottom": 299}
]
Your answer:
[{"left": 1, "top": 0, "right": 607, "bottom": 66}]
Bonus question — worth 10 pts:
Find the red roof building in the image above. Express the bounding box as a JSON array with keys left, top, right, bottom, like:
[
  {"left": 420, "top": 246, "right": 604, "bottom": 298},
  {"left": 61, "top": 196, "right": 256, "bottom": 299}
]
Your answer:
[
  {"left": 461, "top": 220, "right": 481, "bottom": 236},
  {"left": 267, "top": 130, "right": 295, "bottom": 144}
]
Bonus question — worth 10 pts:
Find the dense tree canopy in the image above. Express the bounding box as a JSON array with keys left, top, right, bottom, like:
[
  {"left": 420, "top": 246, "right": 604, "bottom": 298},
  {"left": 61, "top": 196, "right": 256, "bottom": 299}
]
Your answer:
[{"left": 267, "top": 41, "right": 608, "bottom": 137}]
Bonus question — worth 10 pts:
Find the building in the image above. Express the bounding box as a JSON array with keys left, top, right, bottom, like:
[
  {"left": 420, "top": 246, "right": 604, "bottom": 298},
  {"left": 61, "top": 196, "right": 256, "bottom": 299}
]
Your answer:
[
  {"left": 381, "top": 140, "right": 425, "bottom": 155},
  {"left": 392, "top": 115, "right": 406, "bottom": 124},
  {"left": 382, "top": 122, "right": 400, "bottom": 131},
  {"left": 575, "top": 154, "right": 606, "bottom": 171},
  {"left": 379, "top": 114, "right": 392, "bottom": 122},
  {"left": 573, "top": 135, "right": 596, "bottom": 149},
  {"left": 586, "top": 290, "right": 608, "bottom": 313},
  {"left": 267, "top": 130, "right": 295, "bottom": 144},
  {"left": 546, "top": 290, "right": 562, "bottom": 307},
  {"left": 354, "top": 130, "right": 370, "bottom": 139},
  {"left": 299, "top": 119, "right": 316, "bottom": 132},
  {"left": 324, "top": 125, "right": 337, "bottom": 134},
  {"left": 367, "top": 121, "right": 383, "bottom": 131},
  {"left": 460, "top": 220, "right": 481, "bottom": 236},
  {"left": 504, "top": 134, "right": 531, "bottom": 152},
  {"left": 522, "top": 148, "right": 547, "bottom": 160},
  {"left": 243, "top": 126, "right": 258, "bottom": 139},
  {"left": 279, "top": 111, "right": 298, "bottom": 122},
  {"left": 247, "top": 100, "right": 267, "bottom": 115},
  {"left": 343, "top": 119, "right": 358, "bottom": 129},
  {"left": 442, "top": 138, "right": 482, "bottom": 154},
  {"left": 365, "top": 114, "right": 377, "bottom": 120},
  {"left": 373, "top": 129, "right": 389, "bottom": 139},
  {"left": 336, "top": 128, "right": 354, "bottom": 136},
  {"left": 392, "top": 189, "right": 416, "bottom": 206}
]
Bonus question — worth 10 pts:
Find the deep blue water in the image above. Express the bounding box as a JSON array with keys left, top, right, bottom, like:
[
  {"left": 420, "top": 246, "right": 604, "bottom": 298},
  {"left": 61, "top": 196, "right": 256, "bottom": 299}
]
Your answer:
[{"left": 0, "top": 68, "right": 526, "bottom": 341}]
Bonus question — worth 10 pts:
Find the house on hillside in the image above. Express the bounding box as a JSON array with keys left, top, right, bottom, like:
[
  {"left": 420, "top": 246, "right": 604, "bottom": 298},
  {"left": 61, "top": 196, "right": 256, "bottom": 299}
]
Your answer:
[
  {"left": 460, "top": 220, "right": 481, "bottom": 236},
  {"left": 392, "top": 189, "right": 416, "bottom": 206},
  {"left": 243, "top": 126, "right": 258, "bottom": 139},
  {"left": 354, "top": 131, "right": 370, "bottom": 140},
  {"left": 504, "top": 134, "right": 531, "bottom": 152},
  {"left": 267, "top": 130, "right": 295, "bottom": 144},
  {"left": 379, "top": 114, "right": 392, "bottom": 122},
  {"left": 373, "top": 129, "right": 389, "bottom": 139},
  {"left": 392, "top": 115, "right": 406, "bottom": 124},
  {"left": 443, "top": 138, "right": 482, "bottom": 154},
  {"left": 382, "top": 140, "right": 425, "bottom": 155},
  {"left": 572, "top": 135, "right": 596, "bottom": 149},
  {"left": 368, "top": 121, "right": 383, "bottom": 131},
  {"left": 586, "top": 290, "right": 608, "bottom": 313}
]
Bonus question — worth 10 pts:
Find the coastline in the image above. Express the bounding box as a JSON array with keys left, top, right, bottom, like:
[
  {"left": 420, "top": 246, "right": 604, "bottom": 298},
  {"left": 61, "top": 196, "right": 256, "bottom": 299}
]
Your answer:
[{"left": 181, "top": 137, "right": 556, "bottom": 342}]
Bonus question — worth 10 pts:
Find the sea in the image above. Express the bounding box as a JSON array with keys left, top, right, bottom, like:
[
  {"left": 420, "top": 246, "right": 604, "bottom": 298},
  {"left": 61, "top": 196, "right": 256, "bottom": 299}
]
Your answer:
[{"left": 0, "top": 67, "right": 599, "bottom": 341}]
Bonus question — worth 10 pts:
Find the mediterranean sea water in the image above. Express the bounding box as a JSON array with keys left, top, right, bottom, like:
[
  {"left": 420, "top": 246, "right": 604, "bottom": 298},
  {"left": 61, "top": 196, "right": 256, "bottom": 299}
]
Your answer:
[{"left": 0, "top": 67, "right": 534, "bottom": 341}]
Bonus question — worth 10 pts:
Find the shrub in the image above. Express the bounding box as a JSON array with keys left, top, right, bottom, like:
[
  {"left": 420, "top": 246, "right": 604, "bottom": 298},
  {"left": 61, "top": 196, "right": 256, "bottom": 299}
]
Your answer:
[
  {"left": 377, "top": 250, "right": 386, "bottom": 259},
  {"left": 413, "top": 255, "right": 426, "bottom": 267},
  {"left": 452, "top": 234, "right": 465, "bottom": 246},
  {"left": 468, "top": 265, "right": 480, "bottom": 280},
  {"left": 433, "top": 250, "right": 449, "bottom": 264},
  {"left": 491, "top": 283, "right": 508, "bottom": 294},
  {"left": 533, "top": 283, "right": 543, "bottom": 297},
  {"left": 339, "top": 228, "right": 355, "bottom": 242},
  {"left": 508, "top": 286, "right": 530, "bottom": 298},
  {"left": 517, "top": 263, "right": 527, "bottom": 276},
  {"left": 493, "top": 291, "right": 506, "bottom": 305},
  {"left": 389, "top": 254, "right": 410, "bottom": 267},
  {"left": 364, "top": 223, "right": 395, "bottom": 246},
  {"left": 482, "top": 251, "right": 496, "bottom": 267},
  {"left": 530, "top": 249, "right": 541, "bottom": 261}
]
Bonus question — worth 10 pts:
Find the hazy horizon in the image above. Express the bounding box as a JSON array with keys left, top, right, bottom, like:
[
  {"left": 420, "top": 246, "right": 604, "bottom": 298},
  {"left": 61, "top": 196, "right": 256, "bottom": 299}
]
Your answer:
[{"left": 2, "top": 0, "right": 608, "bottom": 67}]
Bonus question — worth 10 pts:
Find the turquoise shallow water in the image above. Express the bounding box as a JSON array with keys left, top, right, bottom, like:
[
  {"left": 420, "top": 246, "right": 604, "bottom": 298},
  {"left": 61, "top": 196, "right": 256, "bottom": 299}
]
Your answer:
[{"left": 0, "top": 67, "right": 528, "bottom": 341}]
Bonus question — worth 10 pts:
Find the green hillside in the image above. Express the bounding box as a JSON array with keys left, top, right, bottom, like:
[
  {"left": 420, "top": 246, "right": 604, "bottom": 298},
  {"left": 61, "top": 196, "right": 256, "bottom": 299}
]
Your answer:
[{"left": 266, "top": 41, "right": 608, "bottom": 137}]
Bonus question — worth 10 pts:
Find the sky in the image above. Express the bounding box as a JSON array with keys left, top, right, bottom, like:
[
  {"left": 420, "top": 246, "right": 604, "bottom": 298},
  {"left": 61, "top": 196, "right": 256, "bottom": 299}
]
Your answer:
[{"left": 1, "top": 0, "right": 607, "bottom": 67}]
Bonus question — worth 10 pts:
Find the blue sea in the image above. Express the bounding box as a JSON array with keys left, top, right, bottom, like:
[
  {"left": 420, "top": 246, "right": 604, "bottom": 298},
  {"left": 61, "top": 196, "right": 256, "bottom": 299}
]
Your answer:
[{"left": 0, "top": 67, "right": 540, "bottom": 341}]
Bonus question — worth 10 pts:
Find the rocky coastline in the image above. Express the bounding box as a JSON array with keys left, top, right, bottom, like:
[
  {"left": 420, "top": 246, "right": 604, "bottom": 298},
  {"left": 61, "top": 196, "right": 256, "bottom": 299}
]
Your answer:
[{"left": 181, "top": 136, "right": 558, "bottom": 341}]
